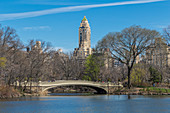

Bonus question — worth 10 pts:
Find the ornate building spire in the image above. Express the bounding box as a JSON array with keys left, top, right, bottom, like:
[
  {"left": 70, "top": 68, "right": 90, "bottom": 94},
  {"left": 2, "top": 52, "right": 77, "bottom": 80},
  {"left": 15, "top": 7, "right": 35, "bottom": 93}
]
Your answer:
[
  {"left": 79, "top": 16, "right": 91, "bottom": 49},
  {"left": 74, "top": 16, "right": 92, "bottom": 58},
  {"left": 82, "top": 16, "right": 87, "bottom": 21}
]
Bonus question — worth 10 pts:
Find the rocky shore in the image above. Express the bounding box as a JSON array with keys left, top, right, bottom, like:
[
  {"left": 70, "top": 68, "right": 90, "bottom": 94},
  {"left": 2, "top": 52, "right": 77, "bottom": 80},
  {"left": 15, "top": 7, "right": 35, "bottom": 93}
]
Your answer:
[{"left": 0, "top": 86, "right": 22, "bottom": 99}]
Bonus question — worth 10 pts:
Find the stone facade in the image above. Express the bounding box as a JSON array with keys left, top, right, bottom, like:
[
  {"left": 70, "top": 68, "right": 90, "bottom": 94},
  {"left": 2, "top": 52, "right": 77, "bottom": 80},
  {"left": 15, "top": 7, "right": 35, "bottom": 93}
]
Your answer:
[
  {"left": 74, "top": 16, "right": 92, "bottom": 59},
  {"left": 31, "top": 41, "right": 43, "bottom": 53},
  {"left": 94, "top": 48, "right": 113, "bottom": 68},
  {"left": 145, "top": 38, "right": 170, "bottom": 67}
]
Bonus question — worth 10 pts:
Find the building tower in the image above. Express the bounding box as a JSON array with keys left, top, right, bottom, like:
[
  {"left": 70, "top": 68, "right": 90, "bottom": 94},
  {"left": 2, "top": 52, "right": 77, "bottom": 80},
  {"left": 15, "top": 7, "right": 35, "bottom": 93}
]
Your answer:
[{"left": 74, "top": 16, "right": 92, "bottom": 58}]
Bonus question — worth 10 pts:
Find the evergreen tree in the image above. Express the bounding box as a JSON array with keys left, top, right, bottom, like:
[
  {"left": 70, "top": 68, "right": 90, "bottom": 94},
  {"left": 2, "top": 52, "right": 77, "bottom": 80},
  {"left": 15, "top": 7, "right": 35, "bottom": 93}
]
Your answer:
[
  {"left": 149, "top": 66, "right": 162, "bottom": 83},
  {"left": 83, "top": 55, "right": 103, "bottom": 81}
]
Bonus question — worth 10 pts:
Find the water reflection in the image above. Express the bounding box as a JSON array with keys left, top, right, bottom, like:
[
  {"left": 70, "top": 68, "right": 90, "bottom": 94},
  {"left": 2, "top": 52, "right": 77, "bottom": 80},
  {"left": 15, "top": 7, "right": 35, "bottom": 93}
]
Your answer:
[{"left": 0, "top": 95, "right": 170, "bottom": 113}]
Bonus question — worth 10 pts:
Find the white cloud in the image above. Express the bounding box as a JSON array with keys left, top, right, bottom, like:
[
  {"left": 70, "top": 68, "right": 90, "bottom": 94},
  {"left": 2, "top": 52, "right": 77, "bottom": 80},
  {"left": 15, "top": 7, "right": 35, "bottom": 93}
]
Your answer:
[
  {"left": 156, "top": 25, "right": 167, "bottom": 29},
  {"left": 155, "top": 25, "right": 170, "bottom": 29},
  {"left": 53, "top": 47, "right": 73, "bottom": 53},
  {"left": 23, "top": 26, "right": 51, "bottom": 31},
  {"left": 0, "top": 0, "right": 164, "bottom": 21}
]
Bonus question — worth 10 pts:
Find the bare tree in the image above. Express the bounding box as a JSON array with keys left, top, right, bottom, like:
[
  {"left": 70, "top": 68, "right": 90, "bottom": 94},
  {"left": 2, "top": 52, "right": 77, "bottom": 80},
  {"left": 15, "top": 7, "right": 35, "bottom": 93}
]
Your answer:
[
  {"left": 164, "top": 25, "right": 170, "bottom": 44},
  {"left": 71, "top": 57, "right": 84, "bottom": 80},
  {"left": 25, "top": 40, "right": 51, "bottom": 92},
  {"left": 96, "top": 26, "right": 160, "bottom": 89},
  {"left": 0, "top": 25, "right": 24, "bottom": 86},
  {"left": 48, "top": 51, "right": 85, "bottom": 81}
]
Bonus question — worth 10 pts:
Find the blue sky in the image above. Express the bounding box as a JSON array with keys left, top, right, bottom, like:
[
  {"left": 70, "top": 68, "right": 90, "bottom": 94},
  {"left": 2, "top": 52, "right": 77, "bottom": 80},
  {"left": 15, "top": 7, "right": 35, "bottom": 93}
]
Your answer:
[{"left": 0, "top": 0, "right": 169, "bottom": 52}]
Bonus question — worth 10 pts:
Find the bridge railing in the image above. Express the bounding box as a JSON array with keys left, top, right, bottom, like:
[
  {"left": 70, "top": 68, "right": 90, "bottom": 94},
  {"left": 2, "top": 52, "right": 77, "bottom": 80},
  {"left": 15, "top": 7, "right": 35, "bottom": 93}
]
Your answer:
[
  {"left": 40, "top": 80, "right": 122, "bottom": 87},
  {"left": 16, "top": 80, "right": 123, "bottom": 87},
  {"left": 41, "top": 80, "right": 106, "bottom": 84}
]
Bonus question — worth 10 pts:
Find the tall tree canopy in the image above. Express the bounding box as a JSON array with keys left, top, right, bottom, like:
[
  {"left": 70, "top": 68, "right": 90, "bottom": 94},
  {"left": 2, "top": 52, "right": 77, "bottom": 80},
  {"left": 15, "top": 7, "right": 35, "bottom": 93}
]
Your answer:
[
  {"left": 96, "top": 26, "right": 160, "bottom": 89},
  {"left": 83, "top": 55, "right": 104, "bottom": 81}
]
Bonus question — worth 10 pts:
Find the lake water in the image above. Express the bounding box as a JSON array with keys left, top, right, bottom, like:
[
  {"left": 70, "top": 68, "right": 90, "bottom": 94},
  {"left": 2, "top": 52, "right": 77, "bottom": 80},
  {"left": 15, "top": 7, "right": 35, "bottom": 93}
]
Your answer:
[{"left": 0, "top": 95, "right": 170, "bottom": 113}]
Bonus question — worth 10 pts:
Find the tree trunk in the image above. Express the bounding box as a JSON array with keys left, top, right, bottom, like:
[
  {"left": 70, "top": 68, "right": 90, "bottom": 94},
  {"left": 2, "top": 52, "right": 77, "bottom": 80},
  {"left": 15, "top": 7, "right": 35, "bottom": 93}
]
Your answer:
[
  {"left": 127, "top": 67, "right": 131, "bottom": 89},
  {"left": 8, "top": 79, "right": 11, "bottom": 86},
  {"left": 30, "top": 80, "right": 32, "bottom": 94}
]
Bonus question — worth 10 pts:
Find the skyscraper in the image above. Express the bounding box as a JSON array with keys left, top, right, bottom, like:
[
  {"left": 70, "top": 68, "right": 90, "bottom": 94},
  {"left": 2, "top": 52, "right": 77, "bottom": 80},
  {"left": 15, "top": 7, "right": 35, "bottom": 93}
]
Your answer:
[
  {"left": 74, "top": 16, "right": 92, "bottom": 58},
  {"left": 73, "top": 16, "right": 113, "bottom": 68}
]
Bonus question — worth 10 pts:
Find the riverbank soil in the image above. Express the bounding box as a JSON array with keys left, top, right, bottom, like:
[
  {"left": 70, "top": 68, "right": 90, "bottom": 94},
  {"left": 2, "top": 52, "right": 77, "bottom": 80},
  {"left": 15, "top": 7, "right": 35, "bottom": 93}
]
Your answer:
[{"left": 0, "top": 86, "right": 21, "bottom": 99}]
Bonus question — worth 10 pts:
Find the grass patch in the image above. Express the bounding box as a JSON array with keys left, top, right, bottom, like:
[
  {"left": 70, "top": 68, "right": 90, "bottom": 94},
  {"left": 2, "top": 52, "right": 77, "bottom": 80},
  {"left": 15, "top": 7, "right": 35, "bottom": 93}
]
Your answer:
[{"left": 140, "top": 87, "right": 170, "bottom": 93}]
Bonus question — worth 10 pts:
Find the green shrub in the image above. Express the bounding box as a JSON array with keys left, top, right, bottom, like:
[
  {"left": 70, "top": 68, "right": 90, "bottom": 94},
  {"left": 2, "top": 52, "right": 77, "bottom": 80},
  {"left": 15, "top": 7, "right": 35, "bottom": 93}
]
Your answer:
[
  {"left": 139, "top": 88, "right": 145, "bottom": 91},
  {"left": 146, "top": 87, "right": 150, "bottom": 91}
]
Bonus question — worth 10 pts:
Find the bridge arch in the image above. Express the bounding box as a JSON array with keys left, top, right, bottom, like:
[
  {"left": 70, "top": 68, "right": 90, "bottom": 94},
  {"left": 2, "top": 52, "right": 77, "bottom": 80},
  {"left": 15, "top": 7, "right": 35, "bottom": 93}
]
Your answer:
[{"left": 42, "top": 84, "right": 107, "bottom": 94}]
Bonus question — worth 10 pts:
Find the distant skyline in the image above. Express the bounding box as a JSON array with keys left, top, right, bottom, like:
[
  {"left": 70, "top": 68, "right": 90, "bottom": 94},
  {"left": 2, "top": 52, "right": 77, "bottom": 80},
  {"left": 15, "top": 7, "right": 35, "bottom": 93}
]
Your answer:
[{"left": 0, "top": 0, "right": 169, "bottom": 52}]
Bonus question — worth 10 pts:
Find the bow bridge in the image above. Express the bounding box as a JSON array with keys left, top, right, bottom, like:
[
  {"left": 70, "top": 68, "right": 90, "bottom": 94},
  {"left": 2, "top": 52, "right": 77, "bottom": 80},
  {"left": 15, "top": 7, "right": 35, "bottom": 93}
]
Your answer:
[{"left": 20, "top": 80, "right": 123, "bottom": 94}]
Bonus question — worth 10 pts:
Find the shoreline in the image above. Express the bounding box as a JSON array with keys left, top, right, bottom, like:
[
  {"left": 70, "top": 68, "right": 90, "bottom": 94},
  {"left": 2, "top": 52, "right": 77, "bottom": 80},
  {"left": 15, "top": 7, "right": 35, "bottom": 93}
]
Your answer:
[
  {"left": 0, "top": 92, "right": 170, "bottom": 99},
  {"left": 0, "top": 93, "right": 170, "bottom": 100},
  {"left": 112, "top": 92, "right": 170, "bottom": 95},
  {"left": 1, "top": 86, "right": 170, "bottom": 99}
]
